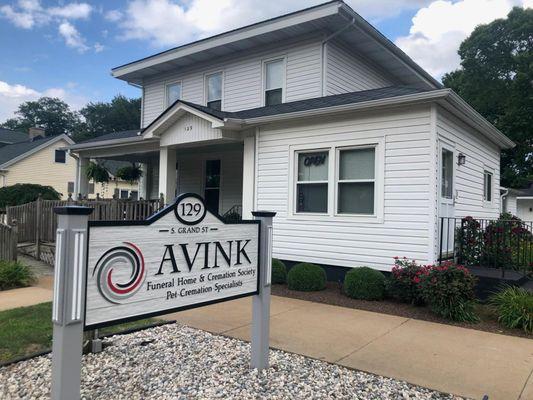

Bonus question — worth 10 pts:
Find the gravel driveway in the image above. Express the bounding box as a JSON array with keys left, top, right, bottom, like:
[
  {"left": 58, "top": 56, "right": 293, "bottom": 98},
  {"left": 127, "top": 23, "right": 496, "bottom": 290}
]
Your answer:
[{"left": 0, "top": 323, "right": 465, "bottom": 399}]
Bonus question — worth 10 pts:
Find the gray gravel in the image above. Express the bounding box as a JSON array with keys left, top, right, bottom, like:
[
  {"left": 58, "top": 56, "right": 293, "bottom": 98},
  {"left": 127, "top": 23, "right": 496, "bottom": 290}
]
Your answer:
[{"left": 0, "top": 324, "right": 465, "bottom": 399}]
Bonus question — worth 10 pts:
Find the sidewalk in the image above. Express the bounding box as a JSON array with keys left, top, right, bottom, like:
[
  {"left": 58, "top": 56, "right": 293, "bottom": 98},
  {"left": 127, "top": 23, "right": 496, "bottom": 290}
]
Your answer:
[{"left": 162, "top": 295, "right": 533, "bottom": 400}]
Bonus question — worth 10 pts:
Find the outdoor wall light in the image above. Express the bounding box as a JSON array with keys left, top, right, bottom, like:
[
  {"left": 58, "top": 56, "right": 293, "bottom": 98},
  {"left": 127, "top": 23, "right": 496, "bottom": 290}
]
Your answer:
[{"left": 457, "top": 153, "right": 466, "bottom": 166}]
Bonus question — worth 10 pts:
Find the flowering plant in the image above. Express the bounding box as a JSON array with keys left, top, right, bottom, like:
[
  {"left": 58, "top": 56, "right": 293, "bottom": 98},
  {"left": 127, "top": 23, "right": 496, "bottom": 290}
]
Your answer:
[{"left": 387, "top": 257, "right": 429, "bottom": 305}]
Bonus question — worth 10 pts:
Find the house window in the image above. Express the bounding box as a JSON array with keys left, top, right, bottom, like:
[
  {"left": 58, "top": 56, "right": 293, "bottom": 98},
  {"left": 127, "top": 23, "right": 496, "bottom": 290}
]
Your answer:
[
  {"left": 206, "top": 72, "right": 223, "bottom": 111},
  {"left": 296, "top": 151, "right": 328, "bottom": 213},
  {"left": 120, "top": 189, "right": 129, "bottom": 199},
  {"left": 67, "top": 182, "right": 74, "bottom": 193},
  {"left": 441, "top": 148, "right": 453, "bottom": 199},
  {"left": 264, "top": 59, "right": 284, "bottom": 106},
  {"left": 130, "top": 190, "right": 138, "bottom": 200},
  {"left": 484, "top": 170, "right": 493, "bottom": 202},
  {"left": 205, "top": 160, "right": 221, "bottom": 214},
  {"left": 337, "top": 147, "right": 375, "bottom": 214},
  {"left": 55, "top": 149, "right": 66, "bottom": 163},
  {"left": 88, "top": 183, "right": 95, "bottom": 194},
  {"left": 166, "top": 82, "right": 182, "bottom": 106}
]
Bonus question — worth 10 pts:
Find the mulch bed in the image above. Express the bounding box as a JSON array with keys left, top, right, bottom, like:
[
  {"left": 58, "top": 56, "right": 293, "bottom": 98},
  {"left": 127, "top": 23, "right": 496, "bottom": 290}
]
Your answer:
[{"left": 272, "top": 282, "right": 532, "bottom": 339}]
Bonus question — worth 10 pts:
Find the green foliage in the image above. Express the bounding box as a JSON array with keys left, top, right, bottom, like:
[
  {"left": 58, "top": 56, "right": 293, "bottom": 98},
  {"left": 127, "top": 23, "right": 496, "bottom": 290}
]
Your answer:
[
  {"left": 419, "top": 262, "right": 479, "bottom": 322},
  {"left": 0, "top": 261, "right": 35, "bottom": 291},
  {"left": 116, "top": 163, "right": 143, "bottom": 183},
  {"left": 343, "top": 267, "right": 386, "bottom": 300},
  {"left": 74, "top": 95, "right": 141, "bottom": 142},
  {"left": 387, "top": 258, "right": 427, "bottom": 305},
  {"left": 85, "top": 162, "right": 110, "bottom": 183},
  {"left": 455, "top": 217, "right": 484, "bottom": 266},
  {"left": 490, "top": 286, "right": 533, "bottom": 333},
  {"left": 0, "top": 183, "right": 61, "bottom": 208},
  {"left": 442, "top": 7, "right": 533, "bottom": 188},
  {"left": 271, "top": 259, "right": 287, "bottom": 284},
  {"left": 287, "top": 263, "right": 326, "bottom": 292},
  {"left": 0, "top": 97, "right": 81, "bottom": 136}
]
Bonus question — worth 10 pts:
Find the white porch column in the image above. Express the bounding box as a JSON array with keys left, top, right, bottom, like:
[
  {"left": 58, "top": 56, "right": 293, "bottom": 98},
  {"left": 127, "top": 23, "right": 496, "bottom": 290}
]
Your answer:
[
  {"left": 75, "top": 156, "right": 89, "bottom": 200},
  {"left": 138, "top": 162, "right": 148, "bottom": 200},
  {"left": 158, "top": 147, "right": 177, "bottom": 205},
  {"left": 242, "top": 135, "right": 256, "bottom": 219}
]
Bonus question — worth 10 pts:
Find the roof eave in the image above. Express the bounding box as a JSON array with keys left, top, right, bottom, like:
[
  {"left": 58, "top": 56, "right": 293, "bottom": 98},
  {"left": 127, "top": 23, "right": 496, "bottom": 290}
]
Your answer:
[{"left": 68, "top": 136, "right": 146, "bottom": 151}]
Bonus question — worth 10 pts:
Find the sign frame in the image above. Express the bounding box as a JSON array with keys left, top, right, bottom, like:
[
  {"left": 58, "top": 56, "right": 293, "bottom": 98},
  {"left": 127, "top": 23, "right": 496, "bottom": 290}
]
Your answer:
[{"left": 83, "top": 192, "right": 261, "bottom": 331}]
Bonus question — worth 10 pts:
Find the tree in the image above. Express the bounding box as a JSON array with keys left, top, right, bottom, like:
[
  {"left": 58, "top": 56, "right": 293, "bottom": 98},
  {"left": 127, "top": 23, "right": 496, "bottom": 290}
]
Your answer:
[
  {"left": 74, "top": 95, "right": 141, "bottom": 141},
  {"left": 0, "top": 184, "right": 61, "bottom": 208},
  {"left": 443, "top": 7, "right": 533, "bottom": 188},
  {"left": 0, "top": 97, "right": 81, "bottom": 137}
]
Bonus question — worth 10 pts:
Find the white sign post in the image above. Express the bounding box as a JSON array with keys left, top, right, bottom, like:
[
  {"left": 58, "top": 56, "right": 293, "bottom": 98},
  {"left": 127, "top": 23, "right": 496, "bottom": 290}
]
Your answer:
[{"left": 50, "top": 194, "right": 274, "bottom": 399}]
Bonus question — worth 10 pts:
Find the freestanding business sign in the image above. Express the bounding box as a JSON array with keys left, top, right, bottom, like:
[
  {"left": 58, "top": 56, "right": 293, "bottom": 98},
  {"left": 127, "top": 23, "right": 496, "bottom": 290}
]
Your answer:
[{"left": 50, "top": 193, "right": 274, "bottom": 400}]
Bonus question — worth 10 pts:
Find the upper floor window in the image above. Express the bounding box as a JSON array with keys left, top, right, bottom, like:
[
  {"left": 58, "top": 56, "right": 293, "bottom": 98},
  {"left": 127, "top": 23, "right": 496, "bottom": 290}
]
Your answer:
[
  {"left": 55, "top": 149, "right": 66, "bottom": 163},
  {"left": 483, "top": 170, "right": 493, "bottom": 202},
  {"left": 166, "top": 82, "right": 182, "bottom": 106},
  {"left": 264, "top": 58, "right": 284, "bottom": 106},
  {"left": 206, "top": 72, "right": 223, "bottom": 111}
]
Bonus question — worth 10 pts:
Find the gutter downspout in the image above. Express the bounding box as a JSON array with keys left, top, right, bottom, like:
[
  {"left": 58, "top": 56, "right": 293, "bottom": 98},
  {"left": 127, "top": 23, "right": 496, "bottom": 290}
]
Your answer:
[
  {"left": 321, "top": 17, "right": 356, "bottom": 96},
  {"left": 128, "top": 82, "right": 144, "bottom": 129},
  {"left": 500, "top": 188, "right": 509, "bottom": 213}
]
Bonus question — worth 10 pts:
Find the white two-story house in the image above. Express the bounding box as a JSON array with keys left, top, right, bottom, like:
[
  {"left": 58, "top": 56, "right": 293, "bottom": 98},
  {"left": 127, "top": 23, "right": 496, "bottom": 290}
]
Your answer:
[{"left": 68, "top": 1, "right": 514, "bottom": 274}]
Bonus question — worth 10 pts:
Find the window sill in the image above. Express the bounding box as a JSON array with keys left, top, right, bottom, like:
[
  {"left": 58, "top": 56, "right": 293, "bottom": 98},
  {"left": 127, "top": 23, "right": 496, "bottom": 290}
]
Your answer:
[{"left": 287, "top": 213, "right": 384, "bottom": 224}]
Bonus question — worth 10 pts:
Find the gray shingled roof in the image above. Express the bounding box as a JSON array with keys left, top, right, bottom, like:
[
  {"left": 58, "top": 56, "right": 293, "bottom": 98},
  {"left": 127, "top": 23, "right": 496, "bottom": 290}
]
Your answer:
[
  {"left": 81, "top": 129, "right": 141, "bottom": 143},
  {"left": 0, "top": 136, "right": 57, "bottom": 167},
  {"left": 0, "top": 128, "right": 28, "bottom": 144}
]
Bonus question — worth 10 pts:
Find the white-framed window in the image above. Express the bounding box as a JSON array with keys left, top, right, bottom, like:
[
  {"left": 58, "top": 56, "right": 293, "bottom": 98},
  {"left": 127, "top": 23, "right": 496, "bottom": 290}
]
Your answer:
[
  {"left": 166, "top": 81, "right": 182, "bottom": 106},
  {"left": 441, "top": 148, "right": 454, "bottom": 199},
  {"left": 263, "top": 58, "right": 285, "bottom": 106},
  {"left": 295, "top": 150, "right": 329, "bottom": 213},
  {"left": 336, "top": 146, "right": 376, "bottom": 215},
  {"left": 120, "top": 189, "right": 129, "bottom": 199},
  {"left": 289, "top": 138, "right": 384, "bottom": 221},
  {"left": 205, "top": 71, "right": 223, "bottom": 111},
  {"left": 67, "top": 181, "right": 74, "bottom": 193},
  {"left": 483, "top": 170, "right": 493, "bottom": 202},
  {"left": 55, "top": 149, "right": 66, "bottom": 163}
]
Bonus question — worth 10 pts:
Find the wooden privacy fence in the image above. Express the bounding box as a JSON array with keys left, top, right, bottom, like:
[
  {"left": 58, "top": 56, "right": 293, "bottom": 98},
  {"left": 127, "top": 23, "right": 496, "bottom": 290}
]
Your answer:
[
  {"left": 0, "top": 223, "right": 18, "bottom": 261},
  {"left": 5, "top": 196, "right": 164, "bottom": 245}
]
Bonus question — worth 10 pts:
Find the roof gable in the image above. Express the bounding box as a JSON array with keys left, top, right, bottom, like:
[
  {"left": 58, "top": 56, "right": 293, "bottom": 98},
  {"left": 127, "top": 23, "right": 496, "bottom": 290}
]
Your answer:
[{"left": 0, "top": 134, "right": 74, "bottom": 169}]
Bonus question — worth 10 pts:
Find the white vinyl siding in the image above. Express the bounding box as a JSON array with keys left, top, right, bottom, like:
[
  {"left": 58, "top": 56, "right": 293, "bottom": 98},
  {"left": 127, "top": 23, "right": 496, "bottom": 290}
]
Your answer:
[
  {"left": 325, "top": 41, "right": 393, "bottom": 95},
  {"left": 141, "top": 37, "right": 323, "bottom": 126},
  {"left": 436, "top": 106, "right": 501, "bottom": 219},
  {"left": 256, "top": 105, "right": 433, "bottom": 271}
]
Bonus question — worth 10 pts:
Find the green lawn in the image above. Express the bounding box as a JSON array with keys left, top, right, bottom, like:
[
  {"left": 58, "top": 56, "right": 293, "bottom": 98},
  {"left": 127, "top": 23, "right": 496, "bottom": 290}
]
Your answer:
[{"left": 0, "top": 302, "right": 158, "bottom": 364}]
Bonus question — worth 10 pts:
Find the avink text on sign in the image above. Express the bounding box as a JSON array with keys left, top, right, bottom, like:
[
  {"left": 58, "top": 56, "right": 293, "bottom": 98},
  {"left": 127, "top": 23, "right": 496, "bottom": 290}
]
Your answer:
[{"left": 84, "top": 193, "right": 260, "bottom": 329}]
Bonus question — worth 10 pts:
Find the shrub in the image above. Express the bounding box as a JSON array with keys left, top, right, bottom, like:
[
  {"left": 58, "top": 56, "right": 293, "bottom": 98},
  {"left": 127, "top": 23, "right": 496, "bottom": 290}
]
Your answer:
[
  {"left": 489, "top": 286, "right": 533, "bottom": 334},
  {"left": 287, "top": 263, "right": 326, "bottom": 291},
  {"left": 0, "top": 184, "right": 61, "bottom": 208},
  {"left": 455, "top": 217, "right": 483, "bottom": 266},
  {"left": 271, "top": 259, "right": 287, "bottom": 284},
  {"left": 0, "top": 261, "right": 35, "bottom": 290},
  {"left": 116, "top": 163, "right": 143, "bottom": 184},
  {"left": 387, "top": 258, "right": 428, "bottom": 305},
  {"left": 85, "top": 162, "right": 110, "bottom": 183},
  {"left": 418, "top": 262, "right": 478, "bottom": 322},
  {"left": 343, "top": 267, "right": 386, "bottom": 300}
]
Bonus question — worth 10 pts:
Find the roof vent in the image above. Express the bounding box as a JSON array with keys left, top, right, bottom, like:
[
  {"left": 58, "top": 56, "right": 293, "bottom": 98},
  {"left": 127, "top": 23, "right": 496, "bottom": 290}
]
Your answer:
[{"left": 28, "top": 126, "right": 45, "bottom": 141}]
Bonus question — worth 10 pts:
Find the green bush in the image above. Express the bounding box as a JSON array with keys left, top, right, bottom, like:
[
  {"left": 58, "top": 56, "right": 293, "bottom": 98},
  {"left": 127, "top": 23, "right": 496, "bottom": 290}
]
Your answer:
[
  {"left": 419, "top": 262, "right": 478, "bottom": 322},
  {"left": 387, "top": 258, "right": 427, "bottom": 305},
  {"left": 287, "top": 263, "right": 326, "bottom": 291},
  {"left": 271, "top": 259, "right": 287, "bottom": 284},
  {"left": 0, "top": 184, "right": 61, "bottom": 208},
  {"left": 0, "top": 261, "right": 35, "bottom": 290},
  {"left": 490, "top": 286, "right": 533, "bottom": 334},
  {"left": 343, "top": 267, "right": 386, "bottom": 300}
]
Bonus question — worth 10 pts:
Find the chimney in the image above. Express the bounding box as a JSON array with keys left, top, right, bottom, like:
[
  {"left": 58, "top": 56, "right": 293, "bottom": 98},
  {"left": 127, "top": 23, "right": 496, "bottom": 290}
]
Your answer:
[{"left": 28, "top": 127, "right": 45, "bottom": 141}]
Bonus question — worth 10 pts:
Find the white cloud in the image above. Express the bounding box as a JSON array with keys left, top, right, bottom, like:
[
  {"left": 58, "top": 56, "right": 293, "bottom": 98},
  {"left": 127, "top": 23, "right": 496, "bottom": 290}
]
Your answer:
[
  {"left": 0, "top": 4, "right": 38, "bottom": 28},
  {"left": 395, "top": 0, "right": 533, "bottom": 78},
  {"left": 0, "top": 80, "right": 87, "bottom": 122},
  {"left": 59, "top": 21, "right": 89, "bottom": 53},
  {"left": 105, "top": 9, "right": 123, "bottom": 22},
  {"left": 117, "top": 0, "right": 434, "bottom": 48},
  {"left": 94, "top": 42, "right": 105, "bottom": 53},
  {"left": 48, "top": 3, "right": 92, "bottom": 20}
]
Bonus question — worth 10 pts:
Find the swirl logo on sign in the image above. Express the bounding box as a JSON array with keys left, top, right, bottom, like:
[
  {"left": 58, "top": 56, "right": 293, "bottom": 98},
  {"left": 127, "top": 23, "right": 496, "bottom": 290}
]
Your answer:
[{"left": 92, "top": 242, "right": 145, "bottom": 304}]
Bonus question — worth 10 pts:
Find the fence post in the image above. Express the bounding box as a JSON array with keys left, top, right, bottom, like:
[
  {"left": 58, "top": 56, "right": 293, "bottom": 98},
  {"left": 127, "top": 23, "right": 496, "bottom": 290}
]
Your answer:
[
  {"left": 35, "top": 195, "right": 42, "bottom": 261},
  {"left": 250, "top": 210, "right": 275, "bottom": 370},
  {"left": 51, "top": 205, "right": 92, "bottom": 400},
  {"left": 11, "top": 221, "right": 18, "bottom": 262}
]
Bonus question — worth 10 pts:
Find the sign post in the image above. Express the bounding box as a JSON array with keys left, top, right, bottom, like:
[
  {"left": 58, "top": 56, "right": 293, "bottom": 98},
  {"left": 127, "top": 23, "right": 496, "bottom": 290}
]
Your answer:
[
  {"left": 251, "top": 211, "right": 275, "bottom": 370},
  {"left": 51, "top": 206, "right": 92, "bottom": 400}
]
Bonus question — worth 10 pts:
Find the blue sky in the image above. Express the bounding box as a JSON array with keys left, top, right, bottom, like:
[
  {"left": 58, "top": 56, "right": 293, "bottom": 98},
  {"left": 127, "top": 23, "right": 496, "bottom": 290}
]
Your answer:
[{"left": 0, "top": 0, "right": 530, "bottom": 122}]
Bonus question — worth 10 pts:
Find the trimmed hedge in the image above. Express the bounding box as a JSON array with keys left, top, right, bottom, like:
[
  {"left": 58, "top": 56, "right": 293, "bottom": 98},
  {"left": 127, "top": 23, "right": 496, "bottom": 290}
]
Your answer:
[
  {"left": 271, "top": 259, "right": 287, "bottom": 284},
  {"left": 344, "top": 267, "right": 386, "bottom": 300},
  {"left": 287, "top": 263, "right": 326, "bottom": 291}
]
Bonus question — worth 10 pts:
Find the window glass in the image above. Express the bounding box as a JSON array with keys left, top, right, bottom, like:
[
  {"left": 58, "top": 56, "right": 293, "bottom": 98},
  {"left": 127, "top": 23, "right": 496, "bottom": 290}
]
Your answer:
[
  {"left": 67, "top": 182, "right": 74, "bottom": 193},
  {"left": 207, "top": 73, "right": 222, "bottom": 102},
  {"left": 205, "top": 160, "right": 221, "bottom": 213},
  {"left": 484, "top": 171, "right": 492, "bottom": 202},
  {"left": 297, "top": 183, "right": 328, "bottom": 213},
  {"left": 296, "top": 151, "right": 328, "bottom": 213},
  {"left": 441, "top": 149, "right": 453, "bottom": 199},
  {"left": 120, "top": 190, "right": 129, "bottom": 199},
  {"left": 298, "top": 151, "right": 328, "bottom": 181},
  {"left": 167, "top": 82, "right": 181, "bottom": 105},
  {"left": 339, "top": 148, "right": 375, "bottom": 180},
  {"left": 130, "top": 190, "right": 139, "bottom": 200},
  {"left": 338, "top": 182, "right": 374, "bottom": 214},
  {"left": 55, "top": 149, "right": 66, "bottom": 163},
  {"left": 88, "top": 183, "right": 95, "bottom": 194},
  {"left": 265, "top": 88, "right": 282, "bottom": 106},
  {"left": 266, "top": 60, "right": 283, "bottom": 90}
]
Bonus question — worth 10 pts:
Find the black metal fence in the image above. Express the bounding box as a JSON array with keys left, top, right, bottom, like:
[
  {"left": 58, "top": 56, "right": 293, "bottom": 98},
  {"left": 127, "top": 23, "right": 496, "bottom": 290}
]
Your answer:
[{"left": 439, "top": 216, "right": 533, "bottom": 275}]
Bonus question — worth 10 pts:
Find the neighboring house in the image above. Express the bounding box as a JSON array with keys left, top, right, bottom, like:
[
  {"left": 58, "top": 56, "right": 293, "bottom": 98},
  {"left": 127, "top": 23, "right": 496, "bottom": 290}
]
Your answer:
[
  {"left": 0, "top": 128, "right": 76, "bottom": 198},
  {"left": 88, "top": 159, "right": 141, "bottom": 200},
  {"left": 502, "top": 184, "right": 533, "bottom": 221},
  {"left": 67, "top": 1, "right": 514, "bottom": 273},
  {"left": 0, "top": 127, "right": 29, "bottom": 147}
]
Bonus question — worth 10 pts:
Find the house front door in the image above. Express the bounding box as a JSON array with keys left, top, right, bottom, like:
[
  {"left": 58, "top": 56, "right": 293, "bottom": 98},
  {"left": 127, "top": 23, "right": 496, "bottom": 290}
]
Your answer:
[
  {"left": 204, "top": 159, "right": 221, "bottom": 214},
  {"left": 439, "top": 143, "right": 456, "bottom": 258}
]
